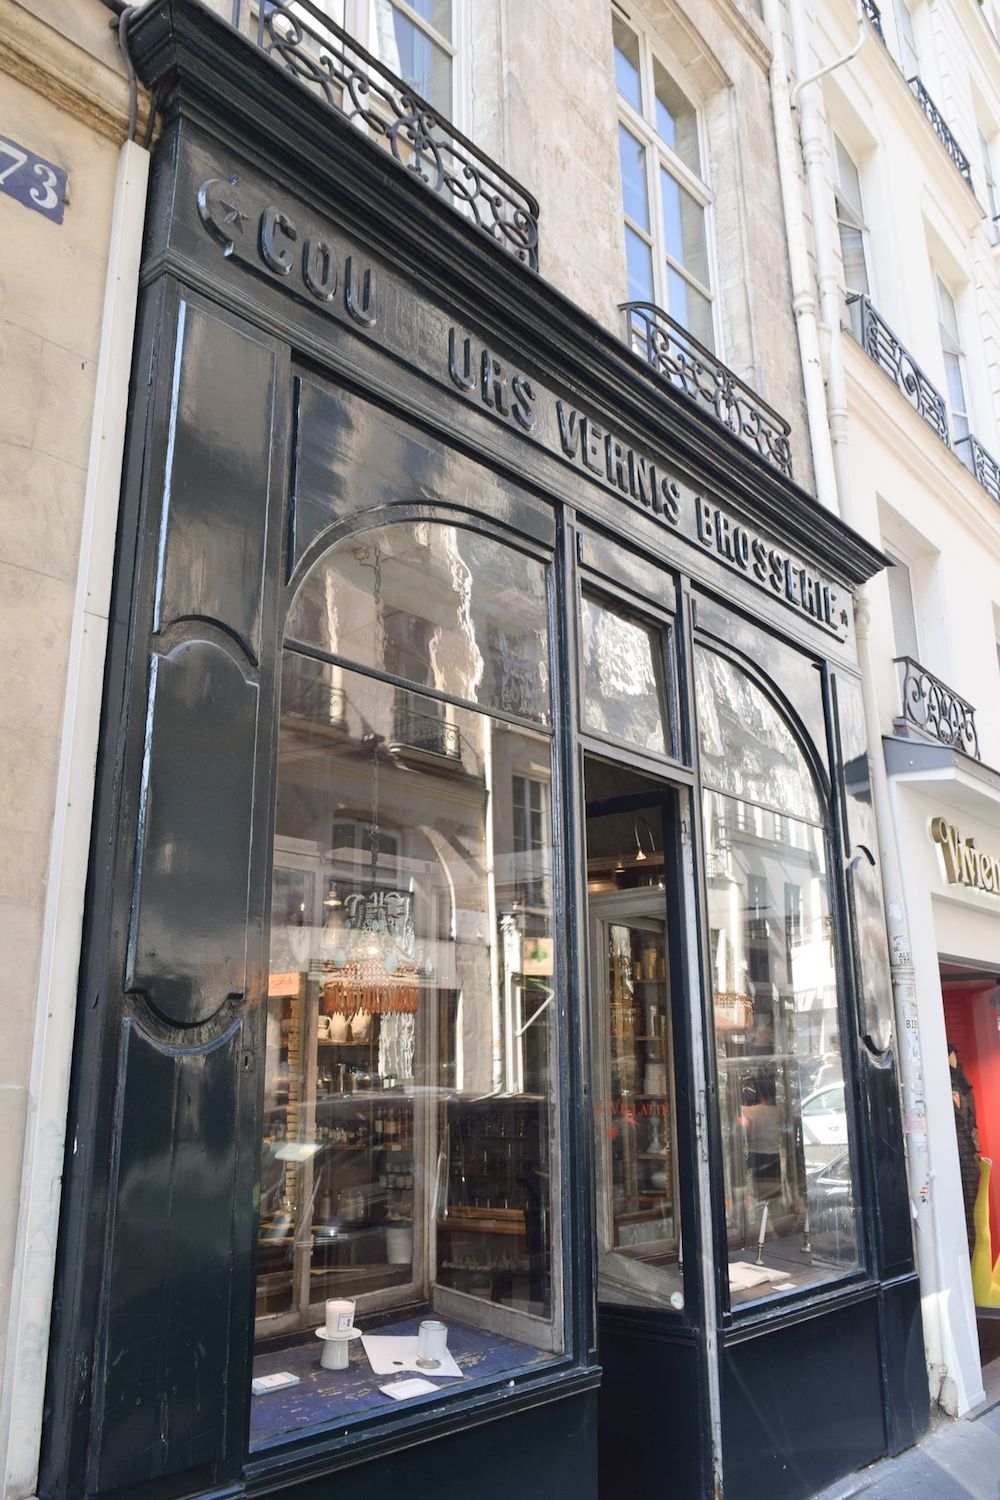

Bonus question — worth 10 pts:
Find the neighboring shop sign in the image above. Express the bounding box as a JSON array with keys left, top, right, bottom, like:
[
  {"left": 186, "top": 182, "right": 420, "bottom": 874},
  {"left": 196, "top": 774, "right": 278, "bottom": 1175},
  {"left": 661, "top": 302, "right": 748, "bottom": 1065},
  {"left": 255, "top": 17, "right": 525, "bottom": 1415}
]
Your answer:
[{"left": 930, "top": 818, "right": 1000, "bottom": 896}]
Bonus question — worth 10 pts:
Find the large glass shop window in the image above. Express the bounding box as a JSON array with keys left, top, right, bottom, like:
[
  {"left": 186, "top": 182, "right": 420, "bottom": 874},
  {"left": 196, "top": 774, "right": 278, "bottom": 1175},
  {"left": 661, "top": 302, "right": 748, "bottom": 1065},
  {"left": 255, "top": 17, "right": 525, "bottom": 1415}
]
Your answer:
[
  {"left": 252, "top": 524, "right": 561, "bottom": 1444},
  {"left": 695, "top": 647, "right": 860, "bottom": 1304}
]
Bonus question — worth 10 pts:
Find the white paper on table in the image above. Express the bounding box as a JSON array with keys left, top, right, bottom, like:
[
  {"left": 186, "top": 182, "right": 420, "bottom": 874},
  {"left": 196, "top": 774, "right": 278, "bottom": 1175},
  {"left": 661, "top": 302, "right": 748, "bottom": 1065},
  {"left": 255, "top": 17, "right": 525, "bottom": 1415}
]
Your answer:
[
  {"left": 728, "top": 1260, "right": 792, "bottom": 1290},
  {"left": 379, "top": 1377, "right": 441, "bottom": 1401},
  {"left": 361, "top": 1334, "right": 464, "bottom": 1378}
]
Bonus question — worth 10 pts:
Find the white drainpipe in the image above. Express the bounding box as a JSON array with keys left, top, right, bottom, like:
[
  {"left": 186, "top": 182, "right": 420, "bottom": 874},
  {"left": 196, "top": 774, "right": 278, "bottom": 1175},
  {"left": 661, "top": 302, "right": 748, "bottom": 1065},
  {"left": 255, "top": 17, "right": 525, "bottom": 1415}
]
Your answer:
[
  {"left": 760, "top": 0, "right": 840, "bottom": 515},
  {"left": 764, "top": 0, "right": 952, "bottom": 1412}
]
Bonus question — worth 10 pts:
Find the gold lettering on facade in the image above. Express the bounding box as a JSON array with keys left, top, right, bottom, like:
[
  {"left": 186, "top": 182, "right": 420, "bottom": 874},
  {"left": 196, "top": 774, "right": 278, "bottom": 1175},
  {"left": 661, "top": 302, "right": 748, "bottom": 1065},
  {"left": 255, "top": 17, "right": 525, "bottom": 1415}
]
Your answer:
[{"left": 930, "top": 818, "right": 1000, "bottom": 896}]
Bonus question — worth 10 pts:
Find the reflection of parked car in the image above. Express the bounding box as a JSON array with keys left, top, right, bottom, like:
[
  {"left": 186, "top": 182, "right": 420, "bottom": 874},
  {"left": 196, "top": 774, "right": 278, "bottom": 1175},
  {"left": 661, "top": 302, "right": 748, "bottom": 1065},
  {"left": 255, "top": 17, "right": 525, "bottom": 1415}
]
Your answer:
[
  {"left": 806, "top": 1152, "right": 857, "bottom": 1266},
  {"left": 801, "top": 1083, "right": 847, "bottom": 1164}
]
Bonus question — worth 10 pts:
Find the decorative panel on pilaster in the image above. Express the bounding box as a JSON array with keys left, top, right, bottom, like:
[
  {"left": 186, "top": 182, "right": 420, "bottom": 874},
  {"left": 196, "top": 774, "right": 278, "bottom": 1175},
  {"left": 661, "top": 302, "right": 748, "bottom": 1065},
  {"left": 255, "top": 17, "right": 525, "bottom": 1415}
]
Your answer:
[
  {"left": 126, "top": 640, "right": 257, "bottom": 1027},
  {"left": 95, "top": 1020, "right": 244, "bottom": 1489},
  {"left": 91, "top": 293, "right": 283, "bottom": 1492}
]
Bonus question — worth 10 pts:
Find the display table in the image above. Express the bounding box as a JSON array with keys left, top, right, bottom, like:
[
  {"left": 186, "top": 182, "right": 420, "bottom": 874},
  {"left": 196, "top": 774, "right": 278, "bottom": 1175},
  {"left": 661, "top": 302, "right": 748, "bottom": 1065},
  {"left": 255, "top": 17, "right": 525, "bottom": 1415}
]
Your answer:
[{"left": 251, "top": 1314, "right": 553, "bottom": 1445}]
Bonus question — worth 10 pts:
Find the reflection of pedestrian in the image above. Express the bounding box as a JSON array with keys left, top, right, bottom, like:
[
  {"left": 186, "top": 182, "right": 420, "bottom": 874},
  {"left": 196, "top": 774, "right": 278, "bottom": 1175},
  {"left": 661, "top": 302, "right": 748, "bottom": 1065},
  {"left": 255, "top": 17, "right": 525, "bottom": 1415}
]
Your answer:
[
  {"left": 949, "top": 1043, "right": 980, "bottom": 1256},
  {"left": 745, "top": 1075, "right": 781, "bottom": 1200}
]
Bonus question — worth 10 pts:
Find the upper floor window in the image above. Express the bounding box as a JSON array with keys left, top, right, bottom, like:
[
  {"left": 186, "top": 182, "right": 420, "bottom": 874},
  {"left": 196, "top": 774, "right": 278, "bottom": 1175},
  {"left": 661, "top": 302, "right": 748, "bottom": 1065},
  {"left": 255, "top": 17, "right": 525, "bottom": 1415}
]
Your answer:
[
  {"left": 934, "top": 274, "right": 970, "bottom": 444},
  {"left": 833, "top": 136, "right": 870, "bottom": 297},
  {"left": 370, "top": 0, "right": 455, "bottom": 115},
  {"left": 313, "top": 0, "right": 456, "bottom": 115},
  {"left": 884, "top": 550, "right": 919, "bottom": 660},
  {"left": 977, "top": 124, "right": 1000, "bottom": 243},
  {"left": 613, "top": 10, "right": 715, "bottom": 351},
  {"left": 894, "top": 0, "right": 920, "bottom": 78}
]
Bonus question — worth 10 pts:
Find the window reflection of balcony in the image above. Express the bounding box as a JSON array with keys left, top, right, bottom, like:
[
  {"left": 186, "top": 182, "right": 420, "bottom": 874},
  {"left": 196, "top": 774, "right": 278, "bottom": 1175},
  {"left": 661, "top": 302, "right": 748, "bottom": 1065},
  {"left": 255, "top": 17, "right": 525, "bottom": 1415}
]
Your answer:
[
  {"left": 389, "top": 701, "right": 461, "bottom": 762},
  {"left": 282, "top": 655, "right": 347, "bottom": 731},
  {"left": 228, "top": 0, "right": 539, "bottom": 269},
  {"left": 894, "top": 656, "right": 979, "bottom": 760},
  {"left": 621, "top": 301, "right": 793, "bottom": 478}
]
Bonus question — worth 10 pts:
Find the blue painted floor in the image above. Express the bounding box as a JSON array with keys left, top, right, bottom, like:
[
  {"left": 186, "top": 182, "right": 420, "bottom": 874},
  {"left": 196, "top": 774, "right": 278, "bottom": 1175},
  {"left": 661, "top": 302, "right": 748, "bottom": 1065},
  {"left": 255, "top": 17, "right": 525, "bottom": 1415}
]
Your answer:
[{"left": 250, "top": 1313, "right": 553, "bottom": 1446}]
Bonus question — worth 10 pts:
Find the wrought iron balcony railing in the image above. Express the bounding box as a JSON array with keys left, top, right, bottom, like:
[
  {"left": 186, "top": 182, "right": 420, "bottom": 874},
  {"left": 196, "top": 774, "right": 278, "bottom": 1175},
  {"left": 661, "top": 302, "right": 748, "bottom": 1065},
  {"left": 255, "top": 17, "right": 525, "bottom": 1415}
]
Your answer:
[
  {"left": 846, "top": 294, "right": 949, "bottom": 443},
  {"left": 955, "top": 432, "right": 1000, "bottom": 507},
  {"left": 621, "top": 302, "right": 793, "bottom": 479},
  {"left": 228, "top": 0, "right": 539, "bottom": 270},
  {"left": 861, "top": 0, "right": 886, "bottom": 43},
  {"left": 907, "top": 77, "right": 974, "bottom": 191},
  {"left": 391, "top": 704, "right": 461, "bottom": 759},
  {"left": 895, "top": 656, "right": 979, "bottom": 759}
]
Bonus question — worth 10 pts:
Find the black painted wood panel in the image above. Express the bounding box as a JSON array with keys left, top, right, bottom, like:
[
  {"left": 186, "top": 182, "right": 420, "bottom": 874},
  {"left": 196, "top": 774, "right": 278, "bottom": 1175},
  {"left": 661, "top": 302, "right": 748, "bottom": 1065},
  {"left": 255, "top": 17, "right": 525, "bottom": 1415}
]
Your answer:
[
  {"left": 721, "top": 1298, "right": 885, "bottom": 1500},
  {"left": 95, "top": 1018, "right": 244, "bottom": 1490},
  {"left": 880, "top": 1277, "right": 929, "bottom": 1456},
  {"left": 290, "top": 373, "right": 555, "bottom": 577},
  {"left": 127, "top": 640, "right": 257, "bottom": 1028},
  {"left": 153, "top": 299, "right": 276, "bottom": 660},
  {"left": 596, "top": 1318, "right": 708, "bottom": 1500}
]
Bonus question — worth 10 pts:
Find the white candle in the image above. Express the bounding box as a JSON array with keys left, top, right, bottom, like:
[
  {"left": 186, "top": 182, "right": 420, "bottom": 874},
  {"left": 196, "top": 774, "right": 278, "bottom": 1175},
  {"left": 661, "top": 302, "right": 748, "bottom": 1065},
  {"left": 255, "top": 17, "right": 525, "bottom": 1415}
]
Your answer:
[
  {"left": 757, "top": 1204, "right": 769, "bottom": 1247},
  {"left": 325, "top": 1297, "right": 355, "bottom": 1336}
]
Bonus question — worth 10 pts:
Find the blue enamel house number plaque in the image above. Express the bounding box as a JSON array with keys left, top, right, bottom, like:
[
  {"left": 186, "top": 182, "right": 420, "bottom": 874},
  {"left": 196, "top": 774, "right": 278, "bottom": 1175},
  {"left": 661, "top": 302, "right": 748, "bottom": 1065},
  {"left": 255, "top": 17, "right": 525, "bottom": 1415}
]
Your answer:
[{"left": 0, "top": 135, "right": 67, "bottom": 224}]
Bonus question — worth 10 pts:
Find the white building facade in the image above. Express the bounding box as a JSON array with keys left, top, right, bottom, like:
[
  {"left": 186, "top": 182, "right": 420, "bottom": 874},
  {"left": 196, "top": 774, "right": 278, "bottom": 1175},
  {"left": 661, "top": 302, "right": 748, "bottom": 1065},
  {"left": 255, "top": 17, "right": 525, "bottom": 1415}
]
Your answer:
[{"left": 780, "top": 0, "right": 1000, "bottom": 1419}]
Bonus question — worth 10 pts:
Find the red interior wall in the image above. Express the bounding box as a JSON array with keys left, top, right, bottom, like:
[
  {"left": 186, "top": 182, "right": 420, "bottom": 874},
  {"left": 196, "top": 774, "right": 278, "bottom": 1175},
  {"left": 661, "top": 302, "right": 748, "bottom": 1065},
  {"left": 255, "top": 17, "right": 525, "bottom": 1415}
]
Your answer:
[{"left": 943, "top": 982, "right": 1000, "bottom": 1262}]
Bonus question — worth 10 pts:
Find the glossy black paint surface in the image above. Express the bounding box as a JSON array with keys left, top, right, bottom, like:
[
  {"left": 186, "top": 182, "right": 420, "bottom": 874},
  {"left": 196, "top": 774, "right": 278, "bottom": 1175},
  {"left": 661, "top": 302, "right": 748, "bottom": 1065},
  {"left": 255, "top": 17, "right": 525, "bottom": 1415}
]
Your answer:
[
  {"left": 597, "top": 1317, "right": 708, "bottom": 1499},
  {"left": 41, "top": 4, "right": 924, "bottom": 1500},
  {"left": 721, "top": 1295, "right": 886, "bottom": 1500},
  {"left": 128, "top": 640, "right": 257, "bottom": 1028}
]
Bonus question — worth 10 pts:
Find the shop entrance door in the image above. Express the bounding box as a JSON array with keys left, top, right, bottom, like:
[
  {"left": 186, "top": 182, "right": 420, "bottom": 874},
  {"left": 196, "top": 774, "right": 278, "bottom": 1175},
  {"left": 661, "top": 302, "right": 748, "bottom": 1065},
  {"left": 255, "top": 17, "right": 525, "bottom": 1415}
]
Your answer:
[{"left": 583, "top": 754, "right": 711, "bottom": 1497}]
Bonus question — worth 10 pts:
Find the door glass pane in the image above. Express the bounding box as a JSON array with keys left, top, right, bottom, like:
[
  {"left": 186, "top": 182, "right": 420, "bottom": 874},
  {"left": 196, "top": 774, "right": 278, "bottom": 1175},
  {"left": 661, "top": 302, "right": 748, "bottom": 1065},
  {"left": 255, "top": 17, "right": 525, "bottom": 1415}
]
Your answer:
[
  {"left": 585, "top": 762, "right": 682, "bottom": 1310},
  {"left": 834, "top": 138, "right": 865, "bottom": 219},
  {"left": 944, "top": 352, "right": 970, "bottom": 439},
  {"left": 696, "top": 648, "right": 860, "bottom": 1305},
  {"left": 580, "top": 594, "right": 669, "bottom": 755},
  {"left": 286, "top": 522, "right": 550, "bottom": 726},
  {"left": 619, "top": 124, "right": 650, "bottom": 231},
  {"left": 371, "top": 0, "right": 452, "bottom": 112},
  {"left": 837, "top": 219, "right": 869, "bottom": 295},
  {"left": 613, "top": 14, "right": 642, "bottom": 112},
  {"left": 625, "top": 226, "right": 654, "bottom": 304},
  {"left": 660, "top": 168, "right": 710, "bottom": 285},
  {"left": 666, "top": 267, "right": 714, "bottom": 351},
  {"left": 653, "top": 58, "right": 701, "bottom": 176}
]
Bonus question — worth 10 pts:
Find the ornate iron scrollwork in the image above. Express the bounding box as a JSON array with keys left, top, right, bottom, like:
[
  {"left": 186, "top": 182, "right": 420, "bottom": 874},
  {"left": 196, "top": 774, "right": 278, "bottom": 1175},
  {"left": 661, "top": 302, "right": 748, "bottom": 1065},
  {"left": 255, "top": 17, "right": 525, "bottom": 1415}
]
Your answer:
[
  {"left": 847, "top": 294, "right": 950, "bottom": 443},
  {"left": 955, "top": 432, "right": 1000, "bottom": 507},
  {"left": 861, "top": 0, "right": 885, "bottom": 43},
  {"left": 621, "top": 302, "right": 793, "bottom": 479},
  {"left": 895, "top": 656, "right": 979, "bottom": 759},
  {"left": 907, "top": 78, "right": 974, "bottom": 191},
  {"left": 230, "top": 0, "right": 539, "bottom": 270}
]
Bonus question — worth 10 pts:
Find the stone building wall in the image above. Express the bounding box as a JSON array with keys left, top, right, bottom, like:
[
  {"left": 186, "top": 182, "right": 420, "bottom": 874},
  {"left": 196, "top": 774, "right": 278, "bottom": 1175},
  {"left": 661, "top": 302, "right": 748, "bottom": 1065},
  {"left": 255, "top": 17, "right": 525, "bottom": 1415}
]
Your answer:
[{"left": 0, "top": 4, "right": 134, "bottom": 1490}]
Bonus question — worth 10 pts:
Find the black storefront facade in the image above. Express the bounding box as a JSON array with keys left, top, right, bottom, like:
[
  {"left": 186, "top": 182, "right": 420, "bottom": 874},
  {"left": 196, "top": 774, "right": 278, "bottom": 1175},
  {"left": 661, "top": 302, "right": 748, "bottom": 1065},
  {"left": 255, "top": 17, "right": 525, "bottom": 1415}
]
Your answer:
[{"left": 41, "top": 5, "right": 929, "bottom": 1499}]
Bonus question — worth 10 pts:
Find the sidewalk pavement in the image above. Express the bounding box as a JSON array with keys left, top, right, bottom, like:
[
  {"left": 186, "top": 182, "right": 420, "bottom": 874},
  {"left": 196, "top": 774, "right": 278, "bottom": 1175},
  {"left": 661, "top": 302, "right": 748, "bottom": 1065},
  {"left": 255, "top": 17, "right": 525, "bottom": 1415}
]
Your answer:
[{"left": 813, "top": 1362, "right": 1000, "bottom": 1500}]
